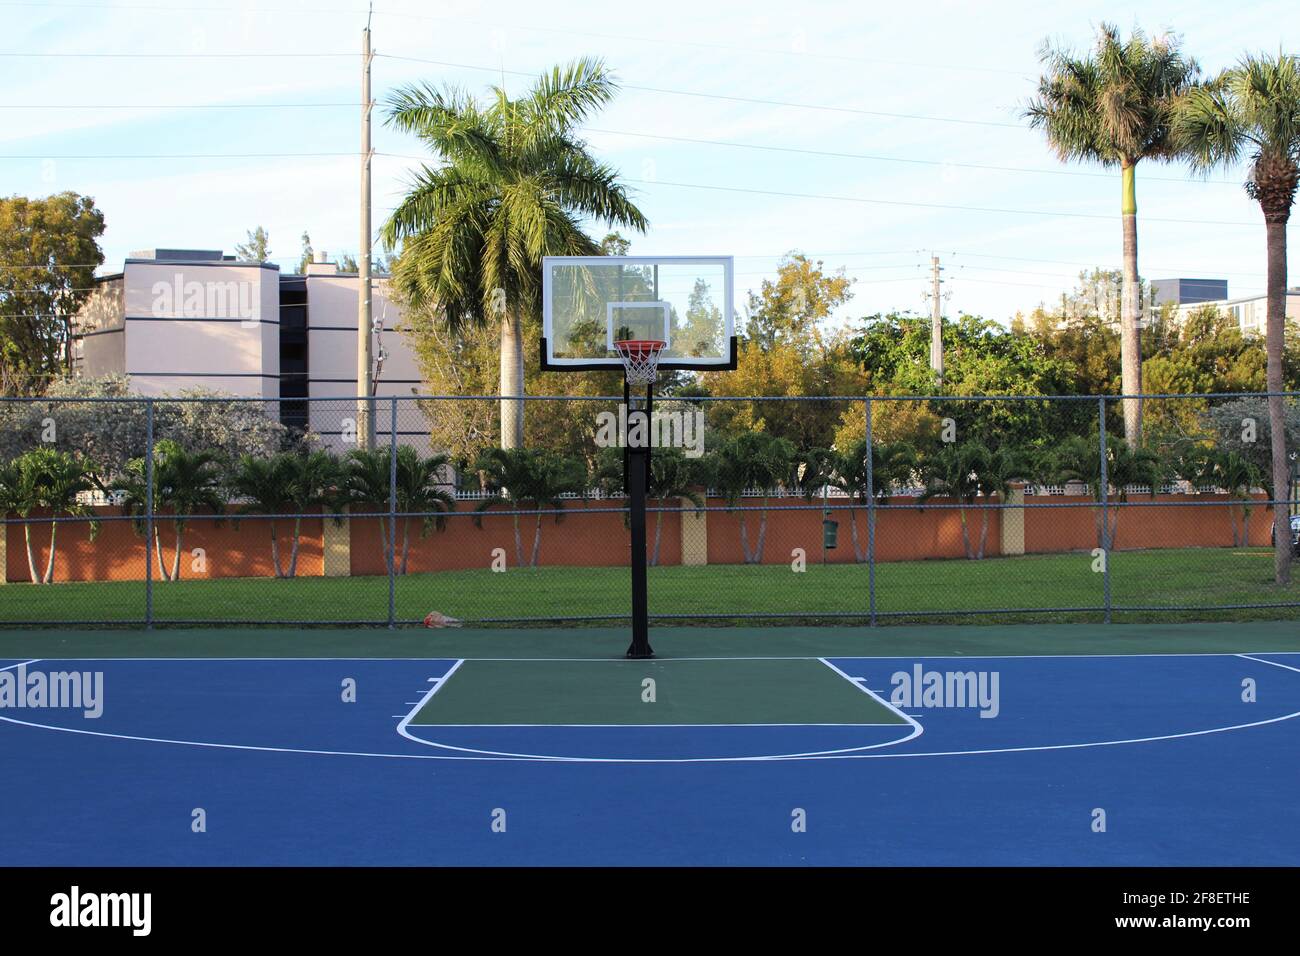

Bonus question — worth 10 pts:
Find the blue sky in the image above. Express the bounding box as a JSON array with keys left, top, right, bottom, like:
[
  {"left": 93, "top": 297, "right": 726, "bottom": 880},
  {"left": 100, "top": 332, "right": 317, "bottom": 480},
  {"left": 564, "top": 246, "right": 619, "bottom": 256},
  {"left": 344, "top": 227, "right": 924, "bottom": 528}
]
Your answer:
[{"left": 2, "top": 0, "right": 1295, "bottom": 325}]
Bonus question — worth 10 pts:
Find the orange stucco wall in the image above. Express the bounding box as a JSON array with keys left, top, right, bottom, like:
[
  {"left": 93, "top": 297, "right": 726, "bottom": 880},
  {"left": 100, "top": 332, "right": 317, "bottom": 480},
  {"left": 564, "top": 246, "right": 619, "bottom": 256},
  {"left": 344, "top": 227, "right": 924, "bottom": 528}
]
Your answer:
[{"left": 3, "top": 494, "right": 1277, "bottom": 582}]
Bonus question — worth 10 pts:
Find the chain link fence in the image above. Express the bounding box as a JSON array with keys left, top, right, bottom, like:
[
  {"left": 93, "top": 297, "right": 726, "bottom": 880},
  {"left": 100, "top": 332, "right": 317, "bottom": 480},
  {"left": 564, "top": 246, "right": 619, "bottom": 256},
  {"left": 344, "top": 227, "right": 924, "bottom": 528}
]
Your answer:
[{"left": 1, "top": 392, "right": 1297, "bottom": 627}]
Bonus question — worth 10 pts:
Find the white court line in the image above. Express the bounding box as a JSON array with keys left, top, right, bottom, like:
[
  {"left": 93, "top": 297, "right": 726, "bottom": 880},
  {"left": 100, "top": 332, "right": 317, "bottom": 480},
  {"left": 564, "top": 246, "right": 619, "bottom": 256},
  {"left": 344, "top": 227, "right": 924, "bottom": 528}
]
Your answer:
[
  {"left": 0, "top": 659, "right": 41, "bottom": 673},
  {"left": 1238, "top": 653, "right": 1300, "bottom": 675},
  {"left": 394, "top": 657, "right": 922, "bottom": 762},
  {"left": 9, "top": 651, "right": 1300, "bottom": 662},
  {"left": 2, "top": 654, "right": 1298, "bottom": 764}
]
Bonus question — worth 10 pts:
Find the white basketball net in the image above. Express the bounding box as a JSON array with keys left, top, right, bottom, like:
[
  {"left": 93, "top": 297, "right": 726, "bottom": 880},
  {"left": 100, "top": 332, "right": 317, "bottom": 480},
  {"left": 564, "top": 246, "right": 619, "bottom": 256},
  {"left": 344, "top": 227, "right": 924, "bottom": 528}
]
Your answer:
[{"left": 614, "top": 339, "right": 666, "bottom": 387}]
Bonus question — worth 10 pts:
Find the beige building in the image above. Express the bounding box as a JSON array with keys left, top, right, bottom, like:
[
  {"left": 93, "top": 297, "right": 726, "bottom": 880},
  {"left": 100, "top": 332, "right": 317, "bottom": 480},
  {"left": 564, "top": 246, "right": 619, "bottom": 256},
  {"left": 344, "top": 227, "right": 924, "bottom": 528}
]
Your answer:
[
  {"left": 1172, "top": 289, "right": 1300, "bottom": 336},
  {"left": 73, "top": 248, "right": 425, "bottom": 450}
]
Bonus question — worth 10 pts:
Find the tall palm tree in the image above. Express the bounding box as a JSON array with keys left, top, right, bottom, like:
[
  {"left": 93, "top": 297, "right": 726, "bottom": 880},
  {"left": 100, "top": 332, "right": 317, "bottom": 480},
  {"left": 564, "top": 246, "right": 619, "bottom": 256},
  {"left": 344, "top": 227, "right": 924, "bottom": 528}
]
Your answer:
[
  {"left": 1173, "top": 52, "right": 1300, "bottom": 584},
  {"left": 1027, "top": 24, "right": 1199, "bottom": 447},
  {"left": 382, "top": 58, "right": 648, "bottom": 448}
]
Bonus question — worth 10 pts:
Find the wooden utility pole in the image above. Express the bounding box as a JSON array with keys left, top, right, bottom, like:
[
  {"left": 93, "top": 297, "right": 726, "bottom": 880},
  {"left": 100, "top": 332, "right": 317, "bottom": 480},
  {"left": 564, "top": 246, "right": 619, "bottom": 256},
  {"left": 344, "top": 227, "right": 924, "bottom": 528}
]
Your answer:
[{"left": 356, "top": 14, "right": 376, "bottom": 448}]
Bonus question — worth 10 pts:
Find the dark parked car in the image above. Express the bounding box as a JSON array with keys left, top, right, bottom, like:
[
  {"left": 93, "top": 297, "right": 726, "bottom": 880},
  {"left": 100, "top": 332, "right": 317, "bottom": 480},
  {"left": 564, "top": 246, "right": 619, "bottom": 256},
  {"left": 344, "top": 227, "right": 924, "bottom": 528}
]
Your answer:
[{"left": 1271, "top": 514, "right": 1300, "bottom": 556}]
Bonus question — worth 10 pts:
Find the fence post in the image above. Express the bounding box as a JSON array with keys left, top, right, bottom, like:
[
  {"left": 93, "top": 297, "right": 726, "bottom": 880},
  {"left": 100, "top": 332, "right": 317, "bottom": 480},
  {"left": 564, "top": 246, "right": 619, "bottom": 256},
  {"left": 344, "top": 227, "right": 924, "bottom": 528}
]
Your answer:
[
  {"left": 865, "top": 397, "right": 876, "bottom": 626},
  {"left": 144, "top": 398, "right": 154, "bottom": 630},
  {"left": 388, "top": 397, "right": 398, "bottom": 629},
  {"left": 1098, "top": 396, "right": 1111, "bottom": 624}
]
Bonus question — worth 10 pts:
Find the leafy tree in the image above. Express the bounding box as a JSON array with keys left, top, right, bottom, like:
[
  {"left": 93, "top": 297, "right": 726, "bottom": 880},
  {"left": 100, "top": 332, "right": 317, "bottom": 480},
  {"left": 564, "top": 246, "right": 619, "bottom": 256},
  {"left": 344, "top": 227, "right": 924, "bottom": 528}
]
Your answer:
[
  {"left": 919, "top": 441, "right": 1027, "bottom": 559},
  {"left": 1200, "top": 397, "right": 1300, "bottom": 502},
  {"left": 296, "top": 231, "right": 314, "bottom": 274},
  {"left": 0, "top": 448, "right": 99, "bottom": 583},
  {"left": 0, "top": 375, "right": 298, "bottom": 485},
  {"left": 706, "top": 255, "right": 865, "bottom": 449},
  {"left": 1174, "top": 51, "right": 1300, "bottom": 585},
  {"left": 1027, "top": 23, "right": 1200, "bottom": 447},
  {"left": 599, "top": 232, "right": 630, "bottom": 255},
  {"left": 234, "top": 226, "right": 271, "bottom": 263},
  {"left": 0, "top": 192, "right": 106, "bottom": 395},
  {"left": 849, "top": 313, "right": 1085, "bottom": 451},
  {"left": 706, "top": 431, "right": 797, "bottom": 564},
  {"left": 742, "top": 253, "right": 854, "bottom": 348},
  {"left": 116, "top": 439, "right": 226, "bottom": 582},
  {"left": 381, "top": 58, "right": 647, "bottom": 449}
]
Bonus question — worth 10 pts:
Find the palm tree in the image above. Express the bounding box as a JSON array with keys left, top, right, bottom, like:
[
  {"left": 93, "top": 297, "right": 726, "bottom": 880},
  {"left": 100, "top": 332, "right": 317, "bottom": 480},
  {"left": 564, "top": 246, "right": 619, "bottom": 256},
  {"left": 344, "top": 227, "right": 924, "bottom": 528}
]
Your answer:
[
  {"left": 228, "top": 452, "right": 342, "bottom": 578},
  {"left": 340, "top": 446, "right": 454, "bottom": 575},
  {"left": 1047, "top": 434, "right": 1164, "bottom": 550},
  {"left": 919, "top": 441, "right": 1026, "bottom": 560},
  {"left": 472, "top": 447, "right": 586, "bottom": 567},
  {"left": 117, "top": 439, "right": 226, "bottom": 582},
  {"left": 339, "top": 447, "right": 396, "bottom": 574},
  {"left": 1213, "top": 450, "right": 1264, "bottom": 547},
  {"left": 708, "top": 432, "right": 797, "bottom": 564},
  {"left": 803, "top": 439, "right": 916, "bottom": 562},
  {"left": 1173, "top": 52, "right": 1300, "bottom": 584},
  {"left": 382, "top": 58, "right": 648, "bottom": 449},
  {"left": 1027, "top": 24, "right": 1199, "bottom": 447},
  {"left": 648, "top": 450, "right": 705, "bottom": 567},
  {"left": 392, "top": 447, "right": 455, "bottom": 575},
  {"left": 228, "top": 454, "right": 297, "bottom": 578},
  {"left": 0, "top": 449, "right": 98, "bottom": 583},
  {"left": 284, "top": 450, "right": 344, "bottom": 577}
]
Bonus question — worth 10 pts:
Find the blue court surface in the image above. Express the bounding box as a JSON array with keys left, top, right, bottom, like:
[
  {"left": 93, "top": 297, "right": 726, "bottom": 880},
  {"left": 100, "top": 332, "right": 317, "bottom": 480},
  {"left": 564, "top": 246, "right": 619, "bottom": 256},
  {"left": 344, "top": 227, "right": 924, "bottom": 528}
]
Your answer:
[{"left": 1, "top": 627, "right": 1298, "bottom": 866}]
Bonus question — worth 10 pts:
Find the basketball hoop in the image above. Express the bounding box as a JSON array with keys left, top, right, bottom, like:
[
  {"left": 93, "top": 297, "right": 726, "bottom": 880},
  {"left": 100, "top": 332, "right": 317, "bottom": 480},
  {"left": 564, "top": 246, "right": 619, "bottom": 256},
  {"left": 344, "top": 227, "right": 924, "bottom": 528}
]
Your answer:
[{"left": 614, "top": 339, "right": 666, "bottom": 387}]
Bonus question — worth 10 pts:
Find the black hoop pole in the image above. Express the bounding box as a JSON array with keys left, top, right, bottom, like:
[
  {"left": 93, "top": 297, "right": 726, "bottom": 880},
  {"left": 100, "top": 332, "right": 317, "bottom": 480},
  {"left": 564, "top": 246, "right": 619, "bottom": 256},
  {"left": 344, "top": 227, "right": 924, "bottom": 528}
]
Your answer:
[{"left": 625, "top": 378, "right": 654, "bottom": 659}]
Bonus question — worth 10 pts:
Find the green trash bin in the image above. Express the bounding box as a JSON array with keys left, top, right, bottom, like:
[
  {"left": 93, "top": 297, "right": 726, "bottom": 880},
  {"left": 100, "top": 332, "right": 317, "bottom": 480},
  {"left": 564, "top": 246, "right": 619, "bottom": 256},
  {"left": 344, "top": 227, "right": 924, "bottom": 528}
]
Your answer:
[{"left": 822, "top": 517, "right": 839, "bottom": 549}]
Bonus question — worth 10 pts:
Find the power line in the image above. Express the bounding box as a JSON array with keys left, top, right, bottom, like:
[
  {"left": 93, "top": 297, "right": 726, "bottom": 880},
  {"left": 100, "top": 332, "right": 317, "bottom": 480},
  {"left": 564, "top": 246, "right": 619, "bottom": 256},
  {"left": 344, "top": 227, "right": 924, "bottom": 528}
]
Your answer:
[
  {"left": 375, "top": 54, "right": 1026, "bottom": 130},
  {"left": 371, "top": 10, "right": 1033, "bottom": 78},
  {"left": 945, "top": 250, "right": 1275, "bottom": 278},
  {"left": 0, "top": 102, "right": 360, "bottom": 109},
  {"left": 0, "top": 51, "right": 355, "bottom": 58},
  {"left": 0, "top": 2, "right": 1033, "bottom": 77},
  {"left": 0, "top": 151, "right": 357, "bottom": 159},
  {"left": 581, "top": 128, "right": 1241, "bottom": 187},
  {"left": 620, "top": 177, "right": 1265, "bottom": 227}
]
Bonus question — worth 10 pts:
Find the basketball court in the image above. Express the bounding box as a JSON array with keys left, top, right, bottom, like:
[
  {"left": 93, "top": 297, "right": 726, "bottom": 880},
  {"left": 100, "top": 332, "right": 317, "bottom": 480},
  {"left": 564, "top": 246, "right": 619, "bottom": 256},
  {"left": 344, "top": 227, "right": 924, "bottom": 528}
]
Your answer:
[
  {"left": 2, "top": 624, "right": 1298, "bottom": 866},
  {"left": 4, "top": 257, "right": 1297, "bottom": 870}
]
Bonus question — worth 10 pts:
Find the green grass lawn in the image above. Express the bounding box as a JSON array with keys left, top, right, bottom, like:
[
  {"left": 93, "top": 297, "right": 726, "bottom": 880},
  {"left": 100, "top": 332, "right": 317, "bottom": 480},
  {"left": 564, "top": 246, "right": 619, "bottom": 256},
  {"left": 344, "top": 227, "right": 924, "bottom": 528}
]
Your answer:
[{"left": 3, "top": 547, "right": 1298, "bottom": 626}]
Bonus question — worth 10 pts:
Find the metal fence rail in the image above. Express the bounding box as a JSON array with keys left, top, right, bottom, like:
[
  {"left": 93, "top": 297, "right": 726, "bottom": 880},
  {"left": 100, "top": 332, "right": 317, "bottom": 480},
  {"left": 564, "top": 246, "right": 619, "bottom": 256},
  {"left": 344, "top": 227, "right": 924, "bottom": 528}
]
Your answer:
[{"left": 0, "top": 391, "right": 1297, "bottom": 628}]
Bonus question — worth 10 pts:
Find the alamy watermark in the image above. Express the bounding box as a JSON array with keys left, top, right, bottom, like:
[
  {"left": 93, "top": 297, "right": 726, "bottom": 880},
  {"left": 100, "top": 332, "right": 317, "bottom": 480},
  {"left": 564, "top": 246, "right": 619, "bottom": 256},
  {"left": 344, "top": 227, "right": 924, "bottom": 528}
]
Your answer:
[
  {"left": 594, "top": 404, "right": 705, "bottom": 458},
  {"left": 0, "top": 663, "right": 103, "bottom": 718},
  {"left": 889, "top": 664, "right": 1000, "bottom": 718},
  {"left": 151, "top": 274, "right": 259, "bottom": 327}
]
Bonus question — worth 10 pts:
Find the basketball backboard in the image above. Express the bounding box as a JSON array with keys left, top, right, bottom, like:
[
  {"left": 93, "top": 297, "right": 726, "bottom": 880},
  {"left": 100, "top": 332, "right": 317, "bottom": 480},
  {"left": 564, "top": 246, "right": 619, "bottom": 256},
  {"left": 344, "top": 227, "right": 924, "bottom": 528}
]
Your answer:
[{"left": 541, "top": 256, "right": 735, "bottom": 371}]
